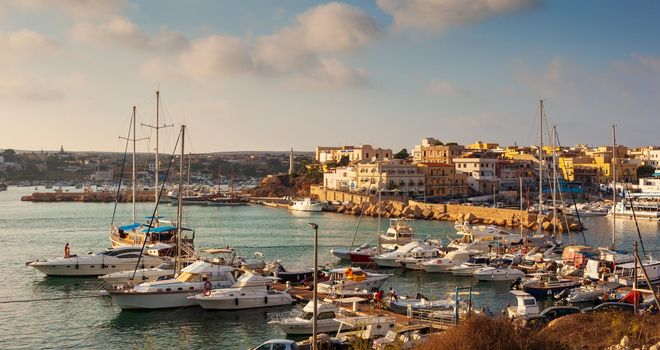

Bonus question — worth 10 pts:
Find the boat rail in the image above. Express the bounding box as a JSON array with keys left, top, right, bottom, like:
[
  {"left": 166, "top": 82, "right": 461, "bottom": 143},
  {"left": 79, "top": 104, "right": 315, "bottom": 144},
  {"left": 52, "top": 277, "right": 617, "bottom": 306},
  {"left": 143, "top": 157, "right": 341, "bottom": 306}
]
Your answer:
[
  {"left": 267, "top": 310, "right": 301, "bottom": 323},
  {"left": 407, "top": 307, "right": 456, "bottom": 326}
]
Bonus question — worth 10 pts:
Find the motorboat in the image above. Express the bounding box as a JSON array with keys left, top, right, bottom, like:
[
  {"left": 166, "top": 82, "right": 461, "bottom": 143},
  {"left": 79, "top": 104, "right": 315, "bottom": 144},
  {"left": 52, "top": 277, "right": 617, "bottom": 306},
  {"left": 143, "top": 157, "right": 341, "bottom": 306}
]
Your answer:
[
  {"left": 372, "top": 241, "right": 435, "bottom": 268},
  {"left": 563, "top": 283, "right": 618, "bottom": 303},
  {"left": 522, "top": 273, "right": 581, "bottom": 297},
  {"left": 347, "top": 246, "right": 378, "bottom": 265},
  {"left": 378, "top": 218, "right": 416, "bottom": 250},
  {"left": 331, "top": 243, "right": 371, "bottom": 261},
  {"left": 372, "top": 324, "right": 431, "bottom": 350},
  {"left": 317, "top": 267, "right": 389, "bottom": 295},
  {"left": 268, "top": 301, "right": 347, "bottom": 335},
  {"left": 386, "top": 296, "right": 454, "bottom": 315},
  {"left": 190, "top": 272, "right": 294, "bottom": 310},
  {"left": 99, "top": 261, "right": 175, "bottom": 284},
  {"left": 609, "top": 195, "right": 660, "bottom": 219},
  {"left": 288, "top": 198, "right": 323, "bottom": 212},
  {"left": 28, "top": 244, "right": 168, "bottom": 277},
  {"left": 449, "top": 256, "right": 491, "bottom": 277},
  {"left": 564, "top": 203, "right": 608, "bottom": 217},
  {"left": 265, "top": 261, "right": 317, "bottom": 285},
  {"left": 107, "top": 260, "right": 237, "bottom": 309},
  {"left": 451, "top": 222, "right": 520, "bottom": 253},
  {"left": 608, "top": 259, "right": 660, "bottom": 286},
  {"left": 473, "top": 265, "right": 525, "bottom": 282},
  {"left": 583, "top": 248, "right": 634, "bottom": 281},
  {"left": 398, "top": 247, "right": 442, "bottom": 270},
  {"left": 419, "top": 250, "right": 477, "bottom": 273},
  {"left": 109, "top": 220, "right": 195, "bottom": 254},
  {"left": 506, "top": 291, "right": 539, "bottom": 318}
]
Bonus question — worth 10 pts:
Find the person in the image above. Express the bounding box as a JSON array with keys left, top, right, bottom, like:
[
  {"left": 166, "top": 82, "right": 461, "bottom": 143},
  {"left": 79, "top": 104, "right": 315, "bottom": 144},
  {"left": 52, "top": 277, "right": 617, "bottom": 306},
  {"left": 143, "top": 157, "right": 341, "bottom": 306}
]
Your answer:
[
  {"left": 388, "top": 287, "right": 398, "bottom": 302},
  {"left": 64, "top": 242, "right": 70, "bottom": 258},
  {"left": 374, "top": 289, "right": 383, "bottom": 309}
]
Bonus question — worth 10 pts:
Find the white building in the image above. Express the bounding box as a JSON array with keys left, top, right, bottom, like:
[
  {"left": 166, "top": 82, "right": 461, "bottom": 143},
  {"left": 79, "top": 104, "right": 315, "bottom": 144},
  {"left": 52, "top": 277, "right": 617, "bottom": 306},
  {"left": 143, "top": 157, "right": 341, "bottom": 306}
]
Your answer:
[
  {"left": 323, "top": 167, "right": 358, "bottom": 191},
  {"left": 356, "top": 160, "right": 425, "bottom": 198},
  {"left": 316, "top": 145, "right": 392, "bottom": 164},
  {"left": 453, "top": 157, "right": 500, "bottom": 195},
  {"left": 638, "top": 177, "right": 660, "bottom": 194}
]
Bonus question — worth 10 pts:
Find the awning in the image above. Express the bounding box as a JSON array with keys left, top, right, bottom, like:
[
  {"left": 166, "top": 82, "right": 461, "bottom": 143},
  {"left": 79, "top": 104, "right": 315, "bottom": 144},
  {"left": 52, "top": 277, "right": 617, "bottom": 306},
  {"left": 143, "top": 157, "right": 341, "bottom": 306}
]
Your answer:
[
  {"left": 142, "top": 225, "right": 177, "bottom": 233},
  {"left": 118, "top": 223, "right": 141, "bottom": 231}
]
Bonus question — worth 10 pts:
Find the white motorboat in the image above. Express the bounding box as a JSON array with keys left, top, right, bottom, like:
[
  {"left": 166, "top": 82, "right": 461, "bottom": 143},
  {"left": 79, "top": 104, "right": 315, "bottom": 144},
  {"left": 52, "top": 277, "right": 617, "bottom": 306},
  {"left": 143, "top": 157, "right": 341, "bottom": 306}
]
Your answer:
[
  {"left": 448, "top": 256, "right": 491, "bottom": 277},
  {"left": 473, "top": 265, "right": 525, "bottom": 282},
  {"left": 378, "top": 218, "right": 416, "bottom": 250},
  {"left": 564, "top": 283, "right": 617, "bottom": 303},
  {"left": 372, "top": 241, "right": 435, "bottom": 268},
  {"left": 99, "top": 261, "right": 175, "bottom": 285},
  {"left": 190, "top": 272, "right": 294, "bottom": 310},
  {"left": 288, "top": 198, "right": 323, "bottom": 212},
  {"left": 564, "top": 203, "right": 608, "bottom": 217},
  {"left": 451, "top": 222, "right": 520, "bottom": 253},
  {"left": 419, "top": 250, "right": 477, "bottom": 273},
  {"left": 522, "top": 273, "right": 581, "bottom": 297},
  {"left": 28, "top": 244, "right": 168, "bottom": 277},
  {"left": 398, "top": 247, "right": 442, "bottom": 270},
  {"left": 317, "top": 267, "right": 389, "bottom": 295},
  {"left": 107, "top": 260, "right": 236, "bottom": 309},
  {"left": 331, "top": 243, "right": 371, "bottom": 261},
  {"left": 268, "top": 301, "right": 347, "bottom": 335},
  {"left": 506, "top": 290, "right": 539, "bottom": 318},
  {"left": 609, "top": 195, "right": 660, "bottom": 219},
  {"left": 608, "top": 259, "right": 660, "bottom": 286}
]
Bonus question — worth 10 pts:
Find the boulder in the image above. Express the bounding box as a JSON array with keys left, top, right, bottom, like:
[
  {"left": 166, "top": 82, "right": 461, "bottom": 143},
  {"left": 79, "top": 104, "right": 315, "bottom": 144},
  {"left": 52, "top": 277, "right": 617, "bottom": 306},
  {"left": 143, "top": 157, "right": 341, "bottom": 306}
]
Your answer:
[
  {"left": 337, "top": 205, "right": 346, "bottom": 213},
  {"left": 392, "top": 209, "right": 402, "bottom": 218},
  {"left": 392, "top": 201, "right": 405, "bottom": 212},
  {"left": 464, "top": 213, "right": 476, "bottom": 222},
  {"left": 495, "top": 219, "right": 506, "bottom": 226},
  {"left": 401, "top": 206, "right": 414, "bottom": 216},
  {"left": 422, "top": 209, "right": 433, "bottom": 219}
]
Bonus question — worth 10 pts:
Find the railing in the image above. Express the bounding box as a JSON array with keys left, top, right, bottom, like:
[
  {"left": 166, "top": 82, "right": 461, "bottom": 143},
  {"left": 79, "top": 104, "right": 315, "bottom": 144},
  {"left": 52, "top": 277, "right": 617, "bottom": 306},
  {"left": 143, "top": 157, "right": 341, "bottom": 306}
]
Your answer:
[{"left": 267, "top": 310, "right": 301, "bottom": 323}]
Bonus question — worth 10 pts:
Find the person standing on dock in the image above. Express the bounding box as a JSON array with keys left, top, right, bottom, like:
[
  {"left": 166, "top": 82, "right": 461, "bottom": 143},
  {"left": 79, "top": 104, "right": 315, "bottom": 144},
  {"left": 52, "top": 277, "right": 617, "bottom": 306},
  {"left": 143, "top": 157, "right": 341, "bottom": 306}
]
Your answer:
[
  {"left": 64, "top": 242, "right": 70, "bottom": 258},
  {"left": 388, "top": 287, "right": 398, "bottom": 302}
]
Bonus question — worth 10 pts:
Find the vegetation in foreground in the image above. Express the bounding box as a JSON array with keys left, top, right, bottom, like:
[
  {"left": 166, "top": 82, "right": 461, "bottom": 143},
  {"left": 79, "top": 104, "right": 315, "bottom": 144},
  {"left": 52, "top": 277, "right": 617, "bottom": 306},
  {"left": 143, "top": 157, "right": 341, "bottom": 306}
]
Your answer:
[{"left": 416, "top": 313, "right": 660, "bottom": 350}]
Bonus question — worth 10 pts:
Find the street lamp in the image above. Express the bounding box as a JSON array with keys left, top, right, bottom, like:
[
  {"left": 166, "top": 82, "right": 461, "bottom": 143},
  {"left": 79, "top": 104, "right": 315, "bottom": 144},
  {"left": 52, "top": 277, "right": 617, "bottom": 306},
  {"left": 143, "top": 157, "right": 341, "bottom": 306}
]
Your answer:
[{"left": 308, "top": 222, "right": 319, "bottom": 350}]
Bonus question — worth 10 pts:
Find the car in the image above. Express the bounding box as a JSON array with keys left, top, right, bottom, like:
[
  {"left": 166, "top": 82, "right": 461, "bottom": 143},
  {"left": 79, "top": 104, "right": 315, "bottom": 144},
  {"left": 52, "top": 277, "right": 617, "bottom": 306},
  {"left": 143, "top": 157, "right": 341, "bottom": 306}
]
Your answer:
[
  {"left": 538, "top": 306, "right": 582, "bottom": 322},
  {"left": 582, "top": 302, "right": 635, "bottom": 313},
  {"left": 250, "top": 339, "right": 299, "bottom": 350},
  {"left": 518, "top": 314, "right": 549, "bottom": 329}
]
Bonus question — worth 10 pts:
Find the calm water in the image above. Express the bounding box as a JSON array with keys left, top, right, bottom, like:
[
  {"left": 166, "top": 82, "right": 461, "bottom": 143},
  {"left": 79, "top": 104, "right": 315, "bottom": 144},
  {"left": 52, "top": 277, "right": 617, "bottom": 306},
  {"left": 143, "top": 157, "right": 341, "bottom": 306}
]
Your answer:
[{"left": 1, "top": 187, "right": 659, "bottom": 349}]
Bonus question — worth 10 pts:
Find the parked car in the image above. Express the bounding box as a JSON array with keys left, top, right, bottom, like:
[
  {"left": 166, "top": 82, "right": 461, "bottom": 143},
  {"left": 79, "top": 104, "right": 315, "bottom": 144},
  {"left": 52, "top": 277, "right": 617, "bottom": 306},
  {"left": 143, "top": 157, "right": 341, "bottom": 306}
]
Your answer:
[
  {"left": 582, "top": 302, "right": 635, "bottom": 313},
  {"left": 538, "top": 306, "right": 582, "bottom": 322}
]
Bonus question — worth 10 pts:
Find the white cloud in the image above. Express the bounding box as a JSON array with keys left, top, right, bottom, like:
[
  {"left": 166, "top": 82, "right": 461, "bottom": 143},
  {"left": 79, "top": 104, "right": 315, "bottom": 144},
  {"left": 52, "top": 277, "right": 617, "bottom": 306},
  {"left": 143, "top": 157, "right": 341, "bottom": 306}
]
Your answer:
[
  {"left": 0, "top": 29, "right": 59, "bottom": 60},
  {"left": 0, "top": 75, "right": 65, "bottom": 101},
  {"left": 514, "top": 58, "right": 578, "bottom": 98},
  {"left": 377, "top": 0, "right": 538, "bottom": 34},
  {"left": 427, "top": 80, "right": 468, "bottom": 97},
  {"left": 295, "top": 58, "right": 368, "bottom": 89},
  {"left": 180, "top": 35, "right": 253, "bottom": 79},
  {"left": 6, "top": 0, "right": 127, "bottom": 17},
  {"left": 71, "top": 16, "right": 189, "bottom": 52}
]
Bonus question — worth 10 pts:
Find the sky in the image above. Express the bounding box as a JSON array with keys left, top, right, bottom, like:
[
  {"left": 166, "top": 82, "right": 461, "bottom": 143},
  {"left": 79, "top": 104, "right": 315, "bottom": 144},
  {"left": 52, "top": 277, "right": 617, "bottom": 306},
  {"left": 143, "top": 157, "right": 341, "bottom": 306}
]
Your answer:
[{"left": 0, "top": 0, "right": 659, "bottom": 154}]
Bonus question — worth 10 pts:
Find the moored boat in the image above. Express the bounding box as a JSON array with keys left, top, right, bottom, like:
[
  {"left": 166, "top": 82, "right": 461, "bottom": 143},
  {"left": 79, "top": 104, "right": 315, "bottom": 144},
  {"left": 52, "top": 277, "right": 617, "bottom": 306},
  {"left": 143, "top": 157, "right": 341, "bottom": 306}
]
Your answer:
[{"left": 189, "top": 272, "right": 294, "bottom": 310}]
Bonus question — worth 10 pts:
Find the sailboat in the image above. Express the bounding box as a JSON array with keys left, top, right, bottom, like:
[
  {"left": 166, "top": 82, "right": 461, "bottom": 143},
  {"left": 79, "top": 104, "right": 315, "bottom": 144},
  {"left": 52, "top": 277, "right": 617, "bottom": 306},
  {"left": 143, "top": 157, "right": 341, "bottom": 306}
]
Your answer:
[{"left": 108, "top": 125, "right": 237, "bottom": 310}]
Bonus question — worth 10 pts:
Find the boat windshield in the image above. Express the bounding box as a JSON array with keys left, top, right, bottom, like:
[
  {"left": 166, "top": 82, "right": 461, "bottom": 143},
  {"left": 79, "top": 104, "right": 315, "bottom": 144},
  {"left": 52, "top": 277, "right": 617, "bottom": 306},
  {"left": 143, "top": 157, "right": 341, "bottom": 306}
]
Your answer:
[{"left": 299, "top": 312, "right": 313, "bottom": 320}]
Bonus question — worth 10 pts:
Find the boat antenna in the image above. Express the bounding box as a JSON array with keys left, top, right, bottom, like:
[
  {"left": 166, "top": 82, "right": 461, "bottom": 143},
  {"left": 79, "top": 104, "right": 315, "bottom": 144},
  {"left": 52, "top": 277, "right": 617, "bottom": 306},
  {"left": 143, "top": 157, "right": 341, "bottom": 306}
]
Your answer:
[
  {"left": 129, "top": 129, "right": 181, "bottom": 282},
  {"left": 110, "top": 112, "right": 133, "bottom": 226}
]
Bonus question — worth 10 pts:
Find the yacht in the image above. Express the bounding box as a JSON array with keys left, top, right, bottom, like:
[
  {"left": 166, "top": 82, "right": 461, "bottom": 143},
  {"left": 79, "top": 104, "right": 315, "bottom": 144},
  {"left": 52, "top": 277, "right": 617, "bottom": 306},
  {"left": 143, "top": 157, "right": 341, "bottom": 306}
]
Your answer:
[
  {"left": 448, "top": 256, "right": 491, "bottom": 277},
  {"left": 473, "top": 265, "right": 525, "bottom": 282},
  {"left": 378, "top": 218, "right": 416, "bottom": 250},
  {"left": 450, "top": 222, "right": 520, "bottom": 253},
  {"left": 28, "top": 244, "right": 167, "bottom": 277},
  {"left": 522, "top": 273, "right": 581, "bottom": 297},
  {"left": 331, "top": 243, "right": 371, "bottom": 261},
  {"left": 268, "top": 301, "right": 347, "bottom": 335},
  {"left": 288, "top": 198, "right": 323, "bottom": 212},
  {"left": 98, "top": 261, "right": 175, "bottom": 285},
  {"left": 419, "top": 250, "right": 477, "bottom": 273},
  {"left": 372, "top": 241, "right": 434, "bottom": 268},
  {"left": 317, "top": 267, "right": 389, "bottom": 295},
  {"left": 190, "top": 272, "right": 294, "bottom": 310},
  {"left": 609, "top": 194, "right": 660, "bottom": 219},
  {"left": 398, "top": 247, "right": 442, "bottom": 270},
  {"left": 107, "top": 260, "right": 237, "bottom": 309},
  {"left": 608, "top": 259, "right": 660, "bottom": 286}
]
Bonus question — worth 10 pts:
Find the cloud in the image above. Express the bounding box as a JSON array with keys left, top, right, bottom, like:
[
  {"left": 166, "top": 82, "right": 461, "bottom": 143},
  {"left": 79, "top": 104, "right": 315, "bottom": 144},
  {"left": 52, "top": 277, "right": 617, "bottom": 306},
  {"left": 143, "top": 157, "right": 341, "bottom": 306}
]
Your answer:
[
  {"left": 71, "top": 16, "right": 189, "bottom": 52},
  {"left": 514, "top": 57, "right": 579, "bottom": 98},
  {"left": 377, "top": 0, "right": 538, "bottom": 34},
  {"left": 427, "top": 80, "right": 468, "bottom": 97},
  {"left": 0, "top": 76, "right": 65, "bottom": 101},
  {"left": 6, "top": 0, "right": 127, "bottom": 17},
  {"left": 180, "top": 2, "right": 379, "bottom": 88},
  {"left": 0, "top": 29, "right": 59, "bottom": 60}
]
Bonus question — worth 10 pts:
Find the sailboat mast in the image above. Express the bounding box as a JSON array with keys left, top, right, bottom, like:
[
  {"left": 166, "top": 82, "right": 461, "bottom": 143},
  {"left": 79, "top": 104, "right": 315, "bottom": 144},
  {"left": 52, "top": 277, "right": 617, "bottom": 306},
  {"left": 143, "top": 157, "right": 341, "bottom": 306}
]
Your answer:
[
  {"left": 538, "top": 100, "right": 544, "bottom": 237},
  {"left": 611, "top": 124, "right": 617, "bottom": 249},
  {"left": 132, "top": 106, "right": 137, "bottom": 223},
  {"left": 176, "top": 125, "right": 185, "bottom": 275},
  {"left": 519, "top": 177, "right": 523, "bottom": 239},
  {"left": 187, "top": 152, "right": 191, "bottom": 197},
  {"left": 155, "top": 91, "right": 160, "bottom": 216},
  {"left": 552, "top": 125, "right": 557, "bottom": 238}
]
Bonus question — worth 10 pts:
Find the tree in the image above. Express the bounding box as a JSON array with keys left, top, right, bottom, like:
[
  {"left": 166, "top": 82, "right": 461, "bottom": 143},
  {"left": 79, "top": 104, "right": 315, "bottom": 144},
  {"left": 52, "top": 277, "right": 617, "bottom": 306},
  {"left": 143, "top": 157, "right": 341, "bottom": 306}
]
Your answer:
[
  {"left": 637, "top": 165, "right": 656, "bottom": 178},
  {"left": 394, "top": 148, "right": 409, "bottom": 160},
  {"left": 1, "top": 149, "right": 19, "bottom": 162},
  {"left": 430, "top": 140, "right": 444, "bottom": 146},
  {"left": 338, "top": 155, "right": 350, "bottom": 166}
]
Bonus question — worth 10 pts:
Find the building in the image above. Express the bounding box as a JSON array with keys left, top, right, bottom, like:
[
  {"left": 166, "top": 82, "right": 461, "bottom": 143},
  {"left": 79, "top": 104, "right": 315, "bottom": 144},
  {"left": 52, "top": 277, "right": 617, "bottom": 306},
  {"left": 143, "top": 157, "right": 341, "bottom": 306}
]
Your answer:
[
  {"left": 559, "top": 155, "right": 637, "bottom": 185},
  {"left": 496, "top": 159, "right": 536, "bottom": 191},
  {"left": 416, "top": 163, "right": 468, "bottom": 198},
  {"left": 315, "top": 144, "right": 392, "bottom": 164},
  {"left": 91, "top": 169, "right": 114, "bottom": 182},
  {"left": 453, "top": 157, "right": 500, "bottom": 195},
  {"left": 323, "top": 166, "right": 358, "bottom": 191},
  {"left": 355, "top": 160, "right": 425, "bottom": 198},
  {"left": 637, "top": 177, "right": 660, "bottom": 194},
  {"left": 412, "top": 138, "right": 464, "bottom": 164},
  {"left": 466, "top": 141, "right": 499, "bottom": 151}
]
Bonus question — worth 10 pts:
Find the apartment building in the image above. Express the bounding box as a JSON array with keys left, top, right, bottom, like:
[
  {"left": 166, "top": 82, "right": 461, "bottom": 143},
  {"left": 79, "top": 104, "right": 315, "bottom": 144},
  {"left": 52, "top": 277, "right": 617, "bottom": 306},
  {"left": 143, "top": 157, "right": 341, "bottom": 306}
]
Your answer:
[
  {"left": 416, "top": 163, "right": 468, "bottom": 198},
  {"left": 322, "top": 166, "right": 357, "bottom": 191},
  {"left": 411, "top": 138, "right": 465, "bottom": 164},
  {"left": 356, "top": 160, "right": 425, "bottom": 198},
  {"left": 453, "top": 157, "right": 500, "bottom": 195},
  {"left": 316, "top": 144, "right": 392, "bottom": 164}
]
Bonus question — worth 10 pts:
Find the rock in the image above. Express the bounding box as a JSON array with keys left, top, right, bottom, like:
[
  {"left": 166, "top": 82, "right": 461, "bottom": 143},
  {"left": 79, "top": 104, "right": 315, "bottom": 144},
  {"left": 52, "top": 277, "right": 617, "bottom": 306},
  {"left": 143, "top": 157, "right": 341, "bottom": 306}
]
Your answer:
[
  {"left": 392, "top": 209, "right": 402, "bottom": 217},
  {"left": 422, "top": 209, "right": 433, "bottom": 219},
  {"left": 392, "top": 201, "right": 405, "bottom": 212},
  {"left": 337, "top": 205, "right": 346, "bottom": 213},
  {"left": 401, "top": 206, "right": 413, "bottom": 216},
  {"left": 495, "top": 219, "right": 506, "bottom": 226},
  {"left": 412, "top": 206, "right": 423, "bottom": 217},
  {"left": 464, "top": 213, "right": 476, "bottom": 222}
]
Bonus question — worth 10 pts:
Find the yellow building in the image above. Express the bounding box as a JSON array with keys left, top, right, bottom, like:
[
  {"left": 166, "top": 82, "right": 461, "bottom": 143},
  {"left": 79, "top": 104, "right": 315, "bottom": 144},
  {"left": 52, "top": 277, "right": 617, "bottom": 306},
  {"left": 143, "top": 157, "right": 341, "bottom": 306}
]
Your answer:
[
  {"left": 466, "top": 141, "right": 499, "bottom": 151},
  {"left": 416, "top": 163, "right": 468, "bottom": 197},
  {"left": 559, "top": 155, "right": 637, "bottom": 184}
]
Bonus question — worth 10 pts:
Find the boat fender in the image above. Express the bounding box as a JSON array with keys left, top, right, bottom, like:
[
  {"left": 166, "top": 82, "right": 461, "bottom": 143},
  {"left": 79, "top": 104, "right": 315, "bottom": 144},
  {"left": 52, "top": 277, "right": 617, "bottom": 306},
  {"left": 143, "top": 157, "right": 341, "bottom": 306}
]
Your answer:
[
  {"left": 264, "top": 296, "right": 268, "bottom": 304},
  {"left": 203, "top": 289, "right": 212, "bottom": 297},
  {"left": 235, "top": 297, "right": 239, "bottom": 306}
]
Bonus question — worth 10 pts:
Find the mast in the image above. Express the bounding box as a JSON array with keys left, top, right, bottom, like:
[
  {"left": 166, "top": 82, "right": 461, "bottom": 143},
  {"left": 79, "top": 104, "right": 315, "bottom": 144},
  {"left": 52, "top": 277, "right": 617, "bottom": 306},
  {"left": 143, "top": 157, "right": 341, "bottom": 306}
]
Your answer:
[
  {"left": 520, "top": 177, "right": 524, "bottom": 239},
  {"left": 377, "top": 161, "right": 382, "bottom": 253},
  {"left": 142, "top": 91, "right": 172, "bottom": 219},
  {"left": 176, "top": 125, "right": 185, "bottom": 275},
  {"left": 187, "top": 152, "right": 191, "bottom": 197},
  {"left": 132, "top": 107, "right": 137, "bottom": 223},
  {"left": 538, "top": 100, "right": 544, "bottom": 237},
  {"left": 611, "top": 124, "right": 617, "bottom": 249},
  {"left": 552, "top": 125, "right": 557, "bottom": 238}
]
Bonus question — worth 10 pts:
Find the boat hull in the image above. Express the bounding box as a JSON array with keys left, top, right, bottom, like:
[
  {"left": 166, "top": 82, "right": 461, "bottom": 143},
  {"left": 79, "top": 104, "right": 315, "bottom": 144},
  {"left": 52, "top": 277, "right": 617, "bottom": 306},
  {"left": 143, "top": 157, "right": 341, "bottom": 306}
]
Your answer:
[
  {"left": 523, "top": 282, "right": 580, "bottom": 297},
  {"left": 348, "top": 252, "right": 374, "bottom": 265},
  {"left": 109, "top": 290, "right": 198, "bottom": 309},
  {"left": 29, "top": 261, "right": 161, "bottom": 277},
  {"left": 194, "top": 295, "right": 294, "bottom": 310},
  {"left": 272, "top": 320, "right": 343, "bottom": 335},
  {"left": 372, "top": 257, "right": 400, "bottom": 268}
]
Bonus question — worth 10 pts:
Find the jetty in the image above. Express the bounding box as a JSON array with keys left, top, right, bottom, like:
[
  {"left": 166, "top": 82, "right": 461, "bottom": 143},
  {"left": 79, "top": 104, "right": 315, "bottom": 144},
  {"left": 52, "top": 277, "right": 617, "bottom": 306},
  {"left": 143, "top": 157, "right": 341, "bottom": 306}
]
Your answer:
[{"left": 21, "top": 190, "right": 158, "bottom": 203}]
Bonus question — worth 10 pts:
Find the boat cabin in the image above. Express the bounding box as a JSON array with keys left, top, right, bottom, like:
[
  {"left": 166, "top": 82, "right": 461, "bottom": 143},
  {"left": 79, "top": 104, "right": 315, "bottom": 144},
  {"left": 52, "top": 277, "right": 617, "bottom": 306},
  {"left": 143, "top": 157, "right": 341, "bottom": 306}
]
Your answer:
[{"left": 507, "top": 291, "right": 539, "bottom": 318}]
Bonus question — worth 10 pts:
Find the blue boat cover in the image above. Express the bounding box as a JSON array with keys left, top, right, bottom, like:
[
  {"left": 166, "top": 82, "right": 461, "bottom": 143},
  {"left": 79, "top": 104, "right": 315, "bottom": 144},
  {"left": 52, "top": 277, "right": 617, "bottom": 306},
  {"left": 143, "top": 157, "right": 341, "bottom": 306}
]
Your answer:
[
  {"left": 144, "top": 216, "right": 165, "bottom": 219},
  {"left": 118, "top": 223, "right": 141, "bottom": 231},
  {"left": 142, "top": 225, "right": 177, "bottom": 233}
]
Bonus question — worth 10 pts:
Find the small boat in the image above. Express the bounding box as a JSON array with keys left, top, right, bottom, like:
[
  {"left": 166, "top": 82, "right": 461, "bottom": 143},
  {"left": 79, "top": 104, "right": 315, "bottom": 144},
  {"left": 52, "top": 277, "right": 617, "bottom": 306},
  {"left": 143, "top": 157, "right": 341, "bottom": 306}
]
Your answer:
[
  {"left": 608, "top": 259, "right": 660, "bottom": 286},
  {"left": 398, "top": 247, "right": 442, "bottom": 270},
  {"left": 28, "top": 244, "right": 168, "bottom": 277},
  {"left": 107, "top": 260, "right": 237, "bottom": 309},
  {"left": 522, "top": 273, "right": 581, "bottom": 297},
  {"left": 473, "top": 265, "right": 525, "bottom": 282},
  {"left": 99, "top": 261, "right": 175, "bottom": 284},
  {"left": 331, "top": 243, "right": 371, "bottom": 261},
  {"left": 386, "top": 296, "right": 454, "bottom": 315},
  {"left": 268, "top": 301, "right": 347, "bottom": 335},
  {"left": 449, "top": 256, "right": 491, "bottom": 277},
  {"left": 419, "top": 250, "right": 477, "bottom": 273},
  {"left": 378, "top": 218, "right": 416, "bottom": 250},
  {"left": 190, "top": 272, "right": 295, "bottom": 310},
  {"left": 288, "top": 198, "right": 323, "bottom": 212},
  {"left": 317, "top": 267, "right": 389, "bottom": 295},
  {"left": 563, "top": 283, "right": 617, "bottom": 303},
  {"left": 372, "top": 241, "right": 435, "bottom": 268},
  {"left": 347, "top": 246, "right": 377, "bottom": 265},
  {"left": 372, "top": 324, "right": 431, "bottom": 350},
  {"left": 506, "top": 290, "right": 539, "bottom": 318},
  {"left": 267, "top": 262, "right": 317, "bottom": 285}
]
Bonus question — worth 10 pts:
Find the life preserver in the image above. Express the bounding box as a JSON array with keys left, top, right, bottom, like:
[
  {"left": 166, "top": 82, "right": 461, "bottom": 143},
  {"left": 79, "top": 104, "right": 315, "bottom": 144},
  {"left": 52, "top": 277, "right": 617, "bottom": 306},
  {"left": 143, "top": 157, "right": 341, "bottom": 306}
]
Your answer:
[
  {"left": 203, "top": 281, "right": 212, "bottom": 296},
  {"left": 203, "top": 289, "right": 212, "bottom": 297}
]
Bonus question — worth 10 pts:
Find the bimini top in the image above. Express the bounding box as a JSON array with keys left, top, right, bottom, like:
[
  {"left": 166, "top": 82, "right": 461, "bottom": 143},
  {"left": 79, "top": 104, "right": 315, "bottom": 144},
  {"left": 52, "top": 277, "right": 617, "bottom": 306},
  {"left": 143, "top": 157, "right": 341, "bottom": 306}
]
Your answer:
[
  {"left": 118, "top": 223, "right": 142, "bottom": 231},
  {"left": 142, "top": 225, "right": 177, "bottom": 233}
]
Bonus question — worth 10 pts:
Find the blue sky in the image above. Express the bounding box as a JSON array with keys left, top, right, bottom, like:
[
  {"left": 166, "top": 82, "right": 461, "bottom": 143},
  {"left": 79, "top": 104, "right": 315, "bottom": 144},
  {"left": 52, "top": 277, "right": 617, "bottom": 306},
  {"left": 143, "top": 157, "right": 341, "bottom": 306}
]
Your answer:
[{"left": 1, "top": 0, "right": 659, "bottom": 153}]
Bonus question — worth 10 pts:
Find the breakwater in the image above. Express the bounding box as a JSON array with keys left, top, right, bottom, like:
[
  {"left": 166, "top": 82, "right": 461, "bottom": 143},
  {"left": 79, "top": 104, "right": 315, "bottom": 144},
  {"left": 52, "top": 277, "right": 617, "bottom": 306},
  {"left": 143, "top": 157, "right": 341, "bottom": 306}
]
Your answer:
[
  {"left": 312, "top": 186, "right": 584, "bottom": 233},
  {"left": 21, "top": 190, "right": 158, "bottom": 202}
]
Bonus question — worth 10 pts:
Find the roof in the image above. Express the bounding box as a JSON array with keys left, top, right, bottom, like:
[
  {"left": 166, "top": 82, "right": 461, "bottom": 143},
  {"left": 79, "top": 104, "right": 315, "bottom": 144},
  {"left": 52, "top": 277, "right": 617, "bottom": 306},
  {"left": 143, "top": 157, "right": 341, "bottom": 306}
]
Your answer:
[
  {"left": 141, "top": 225, "right": 176, "bottom": 233},
  {"left": 118, "top": 223, "right": 141, "bottom": 231},
  {"left": 417, "top": 163, "right": 454, "bottom": 167},
  {"left": 510, "top": 290, "right": 534, "bottom": 298}
]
